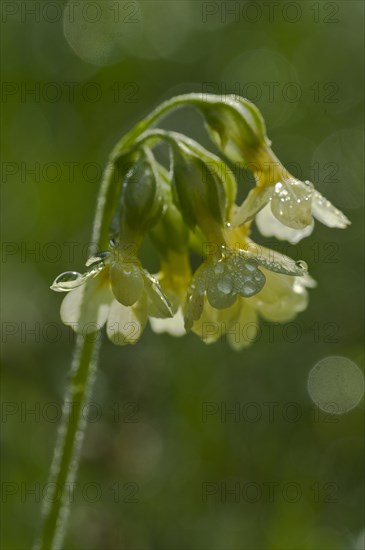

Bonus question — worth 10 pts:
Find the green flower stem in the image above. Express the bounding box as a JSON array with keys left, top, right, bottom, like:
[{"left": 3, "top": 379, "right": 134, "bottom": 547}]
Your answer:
[
  {"left": 34, "top": 151, "right": 123, "bottom": 550},
  {"left": 91, "top": 160, "right": 118, "bottom": 252},
  {"left": 34, "top": 334, "right": 100, "bottom": 550},
  {"left": 112, "top": 94, "right": 204, "bottom": 156}
]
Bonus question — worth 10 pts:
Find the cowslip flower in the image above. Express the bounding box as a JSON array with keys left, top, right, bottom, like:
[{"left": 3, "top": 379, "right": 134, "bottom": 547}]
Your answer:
[
  {"left": 147, "top": 242, "right": 312, "bottom": 349},
  {"left": 51, "top": 249, "right": 173, "bottom": 345},
  {"left": 190, "top": 268, "right": 314, "bottom": 350},
  {"left": 135, "top": 136, "right": 314, "bottom": 349},
  {"left": 192, "top": 94, "right": 350, "bottom": 243},
  {"left": 50, "top": 93, "right": 350, "bottom": 349},
  {"left": 182, "top": 236, "right": 312, "bottom": 349},
  {"left": 232, "top": 176, "right": 350, "bottom": 244}
]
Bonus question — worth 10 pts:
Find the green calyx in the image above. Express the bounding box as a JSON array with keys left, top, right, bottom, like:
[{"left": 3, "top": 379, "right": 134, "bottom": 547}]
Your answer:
[
  {"left": 192, "top": 94, "right": 269, "bottom": 167},
  {"left": 120, "top": 148, "right": 164, "bottom": 237},
  {"left": 171, "top": 141, "right": 226, "bottom": 233}
]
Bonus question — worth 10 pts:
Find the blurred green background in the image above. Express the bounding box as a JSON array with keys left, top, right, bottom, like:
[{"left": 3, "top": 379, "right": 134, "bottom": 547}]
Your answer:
[{"left": 1, "top": 1, "right": 364, "bottom": 549}]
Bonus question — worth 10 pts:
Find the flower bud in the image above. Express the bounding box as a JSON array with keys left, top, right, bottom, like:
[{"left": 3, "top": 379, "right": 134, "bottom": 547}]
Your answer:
[
  {"left": 150, "top": 199, "right": 190, "bottom": 256},
  {"left": 171, "top": 142, "right": 226, "bottom": 238},
  {"left": 195, "top": 95, "right": 269, "bottom": 167},
  {"left": 121, "top": 149, "right": 163, "bottom": 236},
  {"left": 167, "top": 132, "right": 237, "bottom": 219},
  {"left": 146, "top": 161, "right": 189, "bottom": 256}
]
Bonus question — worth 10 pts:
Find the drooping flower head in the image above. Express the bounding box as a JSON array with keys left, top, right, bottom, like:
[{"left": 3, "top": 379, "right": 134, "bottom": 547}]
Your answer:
[{"left": 51, "top": 94, "right": 349, "bottom": 349}]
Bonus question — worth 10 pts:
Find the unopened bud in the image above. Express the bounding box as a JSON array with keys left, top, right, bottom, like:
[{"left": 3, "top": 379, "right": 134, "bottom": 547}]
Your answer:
[
  {"left": 121, "top": 149, "right": 164, "bottom": 236},
  {"left": 171, "top": 143, "right": 226, "bottom": 238}
]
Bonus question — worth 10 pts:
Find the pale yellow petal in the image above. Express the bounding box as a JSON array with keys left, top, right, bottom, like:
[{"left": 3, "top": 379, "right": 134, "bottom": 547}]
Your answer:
[
  {"left": 256, "top": 203, "right": 315, "bottom": 243},
  {"left": 106, "top": 297, "right": 148, "bottom": 346},
  {"left": 227, "top": 300, "right": 259, "bottom": 351},
  {"left": 250, "top": 270, "right": 308, "bottom": 322},
  {"left": 60, "top": 272, "right": 113, "bottom": 333},
  {"left": 191, "top": 299, "right": 242, "bottom": 345},
  {"left": 149, "top": 308, "right": 185, "bottom": 337},
  {"left": 312, "top": 190, "right": 350, "bottom": 228},
  {"left": 143, "top": 271, "right": 173, "bottom": 318},
  {"left": 191, "top": 298, "right": 222, "bottom": 344},
  {"left": 271, "top": 179, "right": 313, "bottom": 230}
]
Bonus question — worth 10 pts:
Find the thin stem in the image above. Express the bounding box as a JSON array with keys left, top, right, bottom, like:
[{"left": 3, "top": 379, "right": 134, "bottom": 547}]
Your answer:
[
  {"left": 112, "top": 93, "right": 207, "bottom": 157},
  {"left": 34, "top": 156, "right": 120, "bottom": 550},
  {"left": 33, "top": 335, "right": 100, "bottom": 550}
]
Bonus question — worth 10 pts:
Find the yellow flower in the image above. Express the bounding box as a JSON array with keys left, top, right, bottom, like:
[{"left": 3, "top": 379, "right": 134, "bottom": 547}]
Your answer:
[
  {"left": 188, "top": 259, "right": 315, "bottom": 351},
  {"left": 182, "top": 235, "right": 311, "bottom": 349},
  {"left": 191, "top": 297, "right": 258, "bottom": 350},
  {"left": 51, "top": 252, "right": 173, "bottom": 346},
  {"left": 50, "top": 96, "right": 350, "bottom": 349},
  {"left": 233, "top": 176, "right": 350, "bottom": 244}
]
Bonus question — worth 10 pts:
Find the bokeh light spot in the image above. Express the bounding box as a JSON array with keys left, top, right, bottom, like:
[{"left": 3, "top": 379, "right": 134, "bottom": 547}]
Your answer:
[
  {"left": 63, "top": 0, "right": 143, "bottom": 66},
  {"left": 312, "top": 129, "right": 365, "bottom": 210},
  {"left": 222, "top": 48, "right": 300, "bottom": 127},
  {"left": 307, "top": 356, "right": 364, "bottom": 415}
]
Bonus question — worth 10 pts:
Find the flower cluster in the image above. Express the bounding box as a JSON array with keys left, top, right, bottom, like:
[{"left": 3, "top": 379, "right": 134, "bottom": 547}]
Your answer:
[{"left": 51, "top": 94, "right": 349, "bottom": 349}]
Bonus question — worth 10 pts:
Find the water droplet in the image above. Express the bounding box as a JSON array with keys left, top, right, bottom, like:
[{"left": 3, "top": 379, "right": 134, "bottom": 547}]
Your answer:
[
  {"left": 196, "top": 279, "right": 206, "bottom": 295},
  {"left": 214, "top": 262, "right": 224, "bottom": 275},
  {"left": 217, "top": 275, "right": 233, "bottom": 295},
  {"left": 244, "top": 262, "right": 256, "bottom": 273},
  {"left": 207, "top": 285, "right": 236, "bottom": 309},
  {"left": 85, "top": 257, "right": 99, "bottom": 267},
  {"left": 57, "top": 271, "right": 80, "bottom": 282},
  {"left": 50, "top": 271, "right": 83, "bottom": 292},
  {"left": 85, "top": 251, "right": 110, "bottom": 267},
  {"left": 227, "top": 254, "right": 243, "bottom": 271},
  {"left": 86, "top": 263, "right": 105, "bottom": 277},
  {"left": 296, "top": 260, "right": 308, "bottom": 271},
  {"left": 241, "top": 282, "right": 257, "bottom": 296}
]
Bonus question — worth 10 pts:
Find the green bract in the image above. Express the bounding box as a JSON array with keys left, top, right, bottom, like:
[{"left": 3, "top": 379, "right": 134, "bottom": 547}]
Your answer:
[
  {"left": 171, "top": 141, "right": 226, "bottom": 232},
  {"left": 193, "top": 94, "right": 269, "bottom": 166},
  {"left": 121, "top": 148, "right": 164, "bottom": 235},
  {"left": 149, "top": 165, "right": 191, "bottom": 255}
]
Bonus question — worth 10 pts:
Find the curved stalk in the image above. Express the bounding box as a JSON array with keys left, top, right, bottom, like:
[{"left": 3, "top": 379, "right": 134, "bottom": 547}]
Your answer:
[
  {"left": 33, "top": 93, "right": 206, "bottom": 550},
  {"left": 112, "top": 93, "right": 208, "bottom": 156}
]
